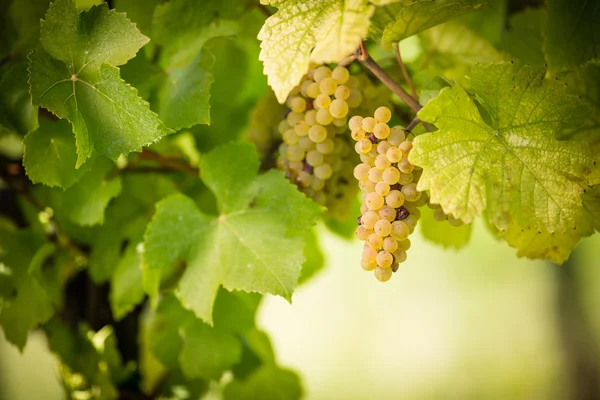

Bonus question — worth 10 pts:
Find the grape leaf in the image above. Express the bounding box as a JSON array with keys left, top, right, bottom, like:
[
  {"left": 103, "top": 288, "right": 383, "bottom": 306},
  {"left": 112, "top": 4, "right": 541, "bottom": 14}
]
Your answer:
[
  {"left": 499, "top": 8, "right": 545, "bottom": 66},
  {"left": 109, "top": 242, "right": 144, "bottom": 321},
  {"left": 62, "top": 157, "right": 122, "bottom": 226},
  {"left": 299, "top": 230, "right": 324, "bottom": 284},
  {"left": 258, "top": 0, "right": 374, "bottom": 102},
  {"left": 143, "top": 143, "right": 322, "bottom": 323},
  {"left": 375, "top": 0, "right": 487, "bottom": 44},
  {"left": 113, "top": 0, "right": 163, "bottom": 34},
  {"left": 29, "top": 0, "right": 172, "bottom": 167},
  {"left": 223, "top": 365, "right": 303, "bottom": 400},
  {"left": 0, "top": 229, "right": 54, "bottom": 350},
  {"left": 23, "top": 119, "right": 92, "bottom": 188},
  {"left": 0, "top": 63, "right": 38, "bottom": 137},
  {"left": 410, "top": 63, "right": 594, "bottom": 233},
  {"left": 419, "top": 207, "right": 472, "bottom": 249},
  {"left": 545, "top": 0, "right": 600, "bottom": 73}
]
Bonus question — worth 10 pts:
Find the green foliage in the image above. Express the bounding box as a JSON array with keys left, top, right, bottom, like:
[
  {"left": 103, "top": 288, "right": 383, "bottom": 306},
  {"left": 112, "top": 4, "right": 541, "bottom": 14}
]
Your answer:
[{"left": 1, "top": 0, "right": 600, "bottom": 397}]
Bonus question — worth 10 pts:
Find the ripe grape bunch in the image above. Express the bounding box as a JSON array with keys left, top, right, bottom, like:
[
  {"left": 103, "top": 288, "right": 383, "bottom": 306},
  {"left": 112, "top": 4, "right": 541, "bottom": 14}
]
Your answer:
[
  {"left": 350, "top": 107, "right": 427, "bottom": 282},
  {"left": 275, "top": 65, "right": 364, "bottom": 214}
]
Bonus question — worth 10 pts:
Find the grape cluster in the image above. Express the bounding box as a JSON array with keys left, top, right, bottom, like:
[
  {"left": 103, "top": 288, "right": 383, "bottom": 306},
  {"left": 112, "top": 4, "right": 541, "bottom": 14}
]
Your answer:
[
  {"left": 350, "top": 107, "right": 427, "bottom": 282},
  {"left": 244, "top": 91, "right": 286, "bottom": 161},
  {"left": 276, "top": 65, "right": 365, "bottom": 218}
]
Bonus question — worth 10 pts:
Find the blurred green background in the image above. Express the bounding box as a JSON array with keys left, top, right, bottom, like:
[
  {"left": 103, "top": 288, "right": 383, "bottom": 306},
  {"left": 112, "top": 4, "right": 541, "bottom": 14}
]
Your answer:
[{"left": 2, "top": 222, "right": 599, "bottom": 399}]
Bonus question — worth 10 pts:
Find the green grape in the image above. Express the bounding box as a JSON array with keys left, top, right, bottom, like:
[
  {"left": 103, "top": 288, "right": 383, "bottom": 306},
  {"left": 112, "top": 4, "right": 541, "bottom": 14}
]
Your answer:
[{"left": 329, "top": 99, "right": 349, "bottom": 118}]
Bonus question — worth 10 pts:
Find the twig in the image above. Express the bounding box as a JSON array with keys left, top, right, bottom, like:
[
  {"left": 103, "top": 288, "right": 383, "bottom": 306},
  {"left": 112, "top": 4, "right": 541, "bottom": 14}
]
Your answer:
[
  {"left": 338, "top": 54, "right": 356, "bottom": 67},
  {"left": 256, "top": 3, "right": 272, "bottom": 17},
  {"left": 406, "top": 116, "right": 433, "bottom": 133},
  {"left": 393, "top": 43, "right": 418, "bottom": 101},
  {"left": 139, "top": 148, "right": 199, "bottom": 176},
  {"left": 355, "top": 42, "right": 422, "bottom": 114}
]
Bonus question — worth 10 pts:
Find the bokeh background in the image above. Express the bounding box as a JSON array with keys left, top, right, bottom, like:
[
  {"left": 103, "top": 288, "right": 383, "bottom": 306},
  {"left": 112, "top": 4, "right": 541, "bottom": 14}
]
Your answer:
[{"left": 2, "top": 221, "right": 600, "bottom": 399}]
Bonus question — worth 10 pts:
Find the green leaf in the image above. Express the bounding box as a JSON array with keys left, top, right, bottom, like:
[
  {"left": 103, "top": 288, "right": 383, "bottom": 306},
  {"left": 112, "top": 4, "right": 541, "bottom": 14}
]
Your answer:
[
  {"left": 62, "top": 157, "right": 122, "bottom": 226},
  {"left": 299, "top": 230, "right": 325, "bottom": 284},
  {"left": 157, "top": 48, "right": 214, "bottom": 129},
  {"left": 545, "top": 0, "right": 600, "bottom": 73},
  {"left": 223, "top": 365, "right": 303, "bottom": 400},
  {"left": 109, "top": 243, "right": 144, "bottom": 321},
  {"left": 419, "top": 207, "right": 472, "bottom": 249},
  {"left": 29, "top": 0, "right": 172, "bottom": 167},
  {"left": 0, "top": 229, "right": 54, "bottom": 350},
  {"left": 258, "top": 0, "right": 374, "bottom": 102},
  {"left": 144, "top": 143, "right": 322, "bottom": 323},
  {"left": 378, "top": 0, "right": 487, "bottom": 44},
  {"left": 23, "top": 119, "right": 92, "bottom": 188},
  {"left": 499, "top": 8, "right": 545, "bottom": 66},
  {"left": 148, "top": 294, "right": 243, "bottom": 380},
  {"left": 113, "top": 0, "right": 163, "bottom": 34},
  {"left": 0, "top": 62, "right": 38, "bottom": 137},
  {"left": 411, "top": 63, "right": 594, "bottom": 233}
]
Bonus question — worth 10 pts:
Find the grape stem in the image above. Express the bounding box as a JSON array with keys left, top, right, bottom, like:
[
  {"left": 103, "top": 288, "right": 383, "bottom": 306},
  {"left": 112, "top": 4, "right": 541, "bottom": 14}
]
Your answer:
[
  {"left": 406, "top": 116, "right": 432, "bottom": 133},
  {"left": 393, "top": 43, "right": 418, "bottom": 101},
  {"left": 355, "top": 41, "right": 422, "bottom": 114},
  {"left": 139, "top": 148, "right": 199, "bottom": 176}
]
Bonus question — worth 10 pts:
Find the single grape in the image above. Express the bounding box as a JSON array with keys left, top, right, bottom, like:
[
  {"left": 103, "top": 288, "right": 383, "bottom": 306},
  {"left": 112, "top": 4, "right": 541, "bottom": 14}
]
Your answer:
[
  {"left": 382, "top": 237, "right": 398, "bottom": 253},
  {"left": 374, "top": 218, "right": 392, "bottom": 237},
  {"left": 283, "top": 129, "right": 299, "bottom": 145},
  {"left": 305, "top": 110, "right": 317, "bottom": 125},
  {"left": 374, "top": 106, "right": 392, "bottom": 123},
  {"left": 374, "top": 266, "right": 392, "bottom": 282},
  {"left": 351, "top": 129, "right": 366, "bottom": 141},
  {"left": 367, "top": 234, "right": 383, "bottom": 249},
  {"left": 377, "top": 141, "right": 392, "bottom": 155},
  {"left": 366, "top": 192, "right": 385, "bottom": 210},
  {"left": 388, "top": 126, "right": 406, "bottom": 146},
  {"left": 306, "top": 150, "right": 324, "bottom": 166},
  {"left": 397, "top": 238, "right": 411, "bottom": 251},
  {"left": 361, "top": 211, "right": 379, "bottom": 229},
  {"left": 353, "top": 163, "right": 371, "bottom": 181},
  {"left": 376, "top": 251, "right": 393, "bottom": 268},
  {"left": 316, "top": 138, "right": 335, "bottom": 154},
  {"left": 355, "top": 225, "right": 372, "bottom": 241},
  {"left": 319, "top": 77, "right": 338, "bottom": 95},
  {"left": 361, "top": 259, "right": 377, "bottom": 271},
  {"left": 332, "top": 66, "right": 350, "bottom": 84},
  {"left": 308, "top": 125, "right": 327, "bottom": 143},
  {"left": 314, "top": 163, "right": 333, "bottom": 180},
  {"left": 373, "top": 123, "right": 390, "bottom": 139},
  {"left": 330, "top": 99, "right": 349, "bottom": 118},
  {"left": 398, "top": 158, "right": 414, "bottom": 173},
  {"left": 385, "top": 190, "right": 404, "bottom": 208},
  {"left": 313, "top": 66, "right": 331, "bottom": 82},
  {"left": 314, "top": 93, "right": 331, "bottom": 109},
  {"left": 361, "top": 117, "right": 377, "bottom": 133},
  {"left": 390, "top": 220, "right": 410, "bottom": 241},
  {"left": 375, "top": 181, "right": 390, "bottom": 196},
  {"left": 379, "top": 205, "right": 396, "bottom": 222},
  {"left": 349, "top": 115, "right": 363, "bottom": 131},
  {"left": 334, "top": 85, "right": 350, "bottom": 100},
  {"left": 398, "top": 172, "right": 413, "bottom": 185},
  {"left": 399, "top": 141, "right": 413, "bottom": 153},
  {"left": 382, "top": 167, "right": 400, "bottom": 185},
  {"left": 288, "top": 96, "right": 306, "bottom": 113},
  {"left": 355, "top": 139, "right": 372, "bottom": 154},
  {"left": 374, "top": 154, "right": 391, "bottom": 170},
  {"left": 362, "top": 245, "right": 377, "bottom": 263},
  {"left": 316, "top": 108, "right": 333, "bottom": 125},
  {"left": 368, "top": 167, "right": 383, "bottom": 183},
  {"left": 401, "top": 183, "right": 421, "bottom": 202},
  {"left": 386, "top": 147, "right": 403, "bottom": 163}
]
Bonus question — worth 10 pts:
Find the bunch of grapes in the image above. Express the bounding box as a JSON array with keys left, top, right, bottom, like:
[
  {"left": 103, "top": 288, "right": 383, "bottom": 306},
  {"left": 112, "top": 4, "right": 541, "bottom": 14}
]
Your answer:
[
  {"left": 350, "top": 106, "right": 427, "bottom": 282},
  {"left": 275, "top": 65, "right": 369, "bottom": 218},
  {"left": 244, "top": 91, "right": 286, "bottom": 162}
]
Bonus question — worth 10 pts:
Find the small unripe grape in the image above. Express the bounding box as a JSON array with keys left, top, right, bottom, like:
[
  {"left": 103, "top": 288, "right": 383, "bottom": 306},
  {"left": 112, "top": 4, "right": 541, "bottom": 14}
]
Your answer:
[
  {"left": 374, "top": 154, "right": 391, "bottom": 170},
  {"left": 355, "top": 139, "right": 372, "bottom": 154},
  {"left": 361, "top": 211, "right": 379, "bottom": 229},
  {"left": 351, "top": 129, "right": 366, "bottom": 141},
  {"left": 298, "top": 136, "right": 314, "bottom": 150},
  {"left": 313, "top": 66, "right": 331, "bottom": 82},
  {"left": 398, "top": 158, "right": 414, "bottom": 173},
  {"left": 355, "top": 225, "right": 372, "bottom": 241},
  {"left": 433, "top": 208, "right": 448, "bottom": 221},
  {"left": 305, "top": 110, "right": 317, "bottom": 125},
  {"left": 333, "top": 117, "right": 347, "bottom": 127},
  {"left": 334, "top": 85, "right": 350, "bottom": 100},
  {"left": 379, "top": 205, "right": 396, "bottom": 222},
  {"left": 399, "top": 141, "right": 413, "bottom": 153},
  {"left": 359, "top": 179, "right": 376, "bottom": 192},
  {"left": 306, "top": 150, "right": 324, "bottom": 166},
  {"left": 374, "top": 106, "right": 392, "bottom": 123},
  {"left": 361, "top": 259, "right": 377, "bottom": 271},
  {"left": 306, "top": 82, "right": 320, "bottom": 98},
  {"left": 366, "top": 192, "right": 384, "bottom": 210},
  {"left": 367, "top": 234, "right": 383, "bottom": 249},
  {"left": 311, "top": 177, "right": 325, "bottom": 190},
  {"left": 375, "top": 181, "right": 390, "bottom": 196},
  {"left": 382, "top": 167, "right": 400, "bottom": 185},
  {"left": 362, "top": 245, "right": 377, "bottom": 263},
  {"left": 368, "top": 167, "right": 383, "bottom": 183},
  {"left": 346, "top": 76, "right": 359, "bottom": 88},
  {"left": 347, "top": 89, "right": 363, "bottom": 108},
  {"left": 449, "top": 216, "right": 464, "bottom": 227},
  {"left": 393, "top": 249, "right": 407, "bottom": 263},
  {"left": 390, "top": 220, "right": 410, "bottom": 241},
  {"left": 314, "top": 93, "right": 331, "bottom": 109},
  {"left": 359, "top": 153, "right": 374, "bottom": 164},
  {"left": 376, "top": 251, "right": 393, "bottom": 268},
  {"left": 386, "top": 147, "right": 403, "bottom": 163},
  {"left": 287, "top": 112, "right": 303, "bottom": 125},
  {"left": 388, "top": 126, "right": 406, "bottom": 145},
  {"left": 295, "top": 120, "right": 310, "bottom": 136},
  {"left": 329, "top": 99, "right": 349, "bottom": 118},
  {"left": 316, "top": 108, "right": 333, "bottom": 125},
  {"left": 308, "top": 125, "right": 327, "bottom": 143},
  {"left": 353, "top": 163, "right": 371, "bottom": 181},
  {"left": 282, "top": 129, "right": 299, "bottom": 145},
  {"left": 374, "top": 218, "right": 392, "bottom": 237},
  {"left": 296, "top": 171, "right": 312, "bottom": 187},
  {"left": 319, "top": 77, "right": 337, "bottom": 95},
  {"left": 361, "top": 117, "right": 377, "bottom": 133},
  {"left": 398, "top": 172, "right": 413, "bottom": 185},
  {"left": 348, "top": 115, "right": 363, "bottom": 131},
  {"left": 286, "top": 145, "right": 304, "bottom": 162},
  {"left": 377, "top": 141, "right": 391, "bottom": 155},
  {"left": 385, "top": 190, "right": 404, "bottom": 208},
  {"left": 413, "top": 192, "right": 428, "bottom": 207},
  {"left": 288, "top": 96, "right": 306, "bottom": 113},
  {"left": 316, "top": 138, "right": 334, "bottom": 154},
  {"left": 401, "top": 183, "right": 421, "bottom": 202},
  {"left": 332, "top": 66, "right": 350, "bottom": 84},
  {"left": 403, "top": 214, "right": 419, "bottom": 230},
  {"left": 314, "top": 163, "right": 332, "bottom": 180},
  {"left": 374, "top": 266, "right": 392, "bottom": 282},
  {"left": 373, "top": 123, "right": 390, "bottom": 139},
  {"left": 397, "top": 238, "right": 411, "bottom": 251},
  {"left": 278, "top": 121, "right": 291, "bottom": 135},
  {"left": 383, "top": 237, "right": 398, "bottom": 253}
]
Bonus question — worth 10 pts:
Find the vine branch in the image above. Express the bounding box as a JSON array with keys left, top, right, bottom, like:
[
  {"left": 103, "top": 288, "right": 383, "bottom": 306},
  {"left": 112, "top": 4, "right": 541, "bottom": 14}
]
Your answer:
[
  {"left": 355, "top": 41, "right": 422, "bottom": 114},
  {"left": 393, "top": 43, "right": 418, "bottom": 101},
  {"left": 138, "top": 149, "right": 199, "bottom": 176}
]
